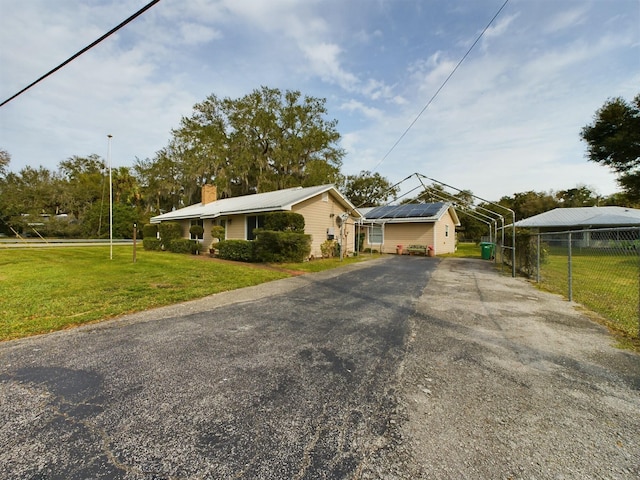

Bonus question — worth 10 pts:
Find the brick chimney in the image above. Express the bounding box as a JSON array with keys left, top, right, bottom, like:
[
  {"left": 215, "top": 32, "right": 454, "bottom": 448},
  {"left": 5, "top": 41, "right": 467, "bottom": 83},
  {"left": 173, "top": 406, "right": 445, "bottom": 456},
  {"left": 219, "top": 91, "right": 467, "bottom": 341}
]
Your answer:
[{"left": 202, "top": 184, "right": 217, "bottom": 205}]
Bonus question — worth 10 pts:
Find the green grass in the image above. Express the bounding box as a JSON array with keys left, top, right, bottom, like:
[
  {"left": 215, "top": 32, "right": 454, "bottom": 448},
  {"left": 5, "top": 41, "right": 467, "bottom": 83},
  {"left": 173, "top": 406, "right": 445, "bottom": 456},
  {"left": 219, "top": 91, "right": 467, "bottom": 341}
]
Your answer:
[
  {"left": 274, "top": 253, "right": 374, "bottom": 273},
  {"left": 0, "top": 247, "right": 377, "bottom": 341},
  {"left": 539, "top": 252, "right": 639, "bottom": 338},
  {"left": 0, "top": 247, "right": 292, "bottom": 341},
  {"left": 443, "top": 242, "right": 482, "bottom": 258}
]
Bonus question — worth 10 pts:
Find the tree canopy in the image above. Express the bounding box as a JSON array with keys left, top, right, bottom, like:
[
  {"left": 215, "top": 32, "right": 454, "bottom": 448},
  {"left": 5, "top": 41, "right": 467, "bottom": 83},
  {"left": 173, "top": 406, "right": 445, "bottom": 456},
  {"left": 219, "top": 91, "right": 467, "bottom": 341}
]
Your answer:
[
  {"left": 342, "top": 170, "right": 398, "bottom": 207},
  {"left": 137, "top": 87, "right": 345, "bottom": 212},
  {"left": 581, "top": 93, "right": 640, "bottom": 202}
]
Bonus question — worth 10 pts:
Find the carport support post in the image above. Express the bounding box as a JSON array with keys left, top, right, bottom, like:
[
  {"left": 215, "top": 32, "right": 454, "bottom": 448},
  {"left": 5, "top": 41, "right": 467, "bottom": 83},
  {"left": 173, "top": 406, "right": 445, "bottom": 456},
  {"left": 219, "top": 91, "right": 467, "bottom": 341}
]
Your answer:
[
  {"left": 536, "top": 233, "right": 541, "bottom": 284},
  {"left": 567, "top": 232, "right": 573, "bottom": 302}
]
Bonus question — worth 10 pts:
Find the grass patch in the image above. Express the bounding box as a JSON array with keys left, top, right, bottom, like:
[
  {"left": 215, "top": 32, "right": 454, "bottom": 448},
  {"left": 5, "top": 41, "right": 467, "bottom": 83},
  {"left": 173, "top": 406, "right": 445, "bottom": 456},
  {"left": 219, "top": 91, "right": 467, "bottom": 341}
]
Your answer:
[
  {"left": 443, "top": 242, "right": 482, "bottom": 258},
  {"left": 0, "top": 247, "right": 290, "bottom": 341},
  {"left": 274, "top": 253, "right": 374, "bottom": 273},
  {"left": 539, "top": 252, "right": 639, "bottom": 339}
]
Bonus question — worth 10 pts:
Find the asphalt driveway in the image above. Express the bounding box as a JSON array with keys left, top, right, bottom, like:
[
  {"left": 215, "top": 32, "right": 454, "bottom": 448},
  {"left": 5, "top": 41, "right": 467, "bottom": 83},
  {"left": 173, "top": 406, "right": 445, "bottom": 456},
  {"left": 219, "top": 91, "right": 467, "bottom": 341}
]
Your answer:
[{"left": 1, "top": 256, "right": 638, "bottom": 479}]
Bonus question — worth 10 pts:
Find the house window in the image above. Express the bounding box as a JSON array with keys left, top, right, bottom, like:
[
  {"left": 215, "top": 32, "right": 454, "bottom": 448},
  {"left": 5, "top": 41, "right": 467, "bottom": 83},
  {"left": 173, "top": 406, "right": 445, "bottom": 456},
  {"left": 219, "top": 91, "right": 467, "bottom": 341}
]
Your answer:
[
  {"left": 190, "top": 219, "right": 204, "bottom": 239},
  {"left": 246, "top": 215, "right": 265, "bottom": 240},
  {"left": 445, "top": 224, "right": 449, "bottom": 237},
  {"left": 369, "top": 225, "right": 383, "bottom": 244}
]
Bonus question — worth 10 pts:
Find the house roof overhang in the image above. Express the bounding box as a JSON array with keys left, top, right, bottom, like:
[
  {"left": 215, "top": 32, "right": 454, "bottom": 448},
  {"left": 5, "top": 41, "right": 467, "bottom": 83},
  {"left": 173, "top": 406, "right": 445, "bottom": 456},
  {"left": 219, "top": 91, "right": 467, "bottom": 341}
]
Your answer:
[{"left": 150, "top": 184, "right": 362, "bottom": 223}]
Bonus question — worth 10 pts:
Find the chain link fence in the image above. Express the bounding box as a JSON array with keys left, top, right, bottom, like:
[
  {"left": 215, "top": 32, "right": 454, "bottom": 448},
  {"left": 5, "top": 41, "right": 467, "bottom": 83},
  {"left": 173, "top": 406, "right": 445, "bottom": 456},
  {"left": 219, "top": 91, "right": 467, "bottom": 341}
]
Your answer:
[{"left": 521, "top": 227, "right": 639, "bottom": 338}]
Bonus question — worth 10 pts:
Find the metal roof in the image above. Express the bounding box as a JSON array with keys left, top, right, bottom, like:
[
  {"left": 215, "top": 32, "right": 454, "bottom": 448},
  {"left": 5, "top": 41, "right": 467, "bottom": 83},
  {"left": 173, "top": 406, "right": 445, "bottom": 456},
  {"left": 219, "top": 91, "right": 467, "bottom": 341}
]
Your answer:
[
  {"left": 359, "top": 202, "right": 459, "bottom": 224},
  {"left": 150, "top": 184, "right": 360, "bottom": 223},
  {"left": 514, "top": 206, "right": 640, "bottom": 228}
]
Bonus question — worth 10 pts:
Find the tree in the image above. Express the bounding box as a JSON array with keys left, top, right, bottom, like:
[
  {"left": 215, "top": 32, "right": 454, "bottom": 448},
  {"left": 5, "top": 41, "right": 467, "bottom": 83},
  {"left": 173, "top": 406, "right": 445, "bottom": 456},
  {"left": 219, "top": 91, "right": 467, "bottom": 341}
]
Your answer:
[
  {"left": 0, "top": 165, "right": 62, "bottom": 234},
  {"left": 555, "top": 185, "right": 600, "bottom": 207},
  {"left": 342, "top": 170, "right": 398, "bottom": 207},
  {"left": 498, "top": 191, "right": 558, "bottom": 220},
  {"left": 0, "top": 149, "right": 9, "bottom": 178},
  {"left": 581, "top": 93, "right": 640, "bottom": 202},
  {"left": 158, "top": 86, "right": 344, "bottom": 201},
  {"left": 57, "top": 154, "right": 106, "bottom": 219}
]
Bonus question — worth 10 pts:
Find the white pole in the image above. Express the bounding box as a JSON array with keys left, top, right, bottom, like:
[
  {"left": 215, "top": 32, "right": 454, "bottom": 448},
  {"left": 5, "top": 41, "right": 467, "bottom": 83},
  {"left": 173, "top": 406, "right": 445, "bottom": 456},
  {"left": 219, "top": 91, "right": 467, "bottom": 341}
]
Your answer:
[{"left": 107, "top": 134, "right": 113, "bottom": 260}]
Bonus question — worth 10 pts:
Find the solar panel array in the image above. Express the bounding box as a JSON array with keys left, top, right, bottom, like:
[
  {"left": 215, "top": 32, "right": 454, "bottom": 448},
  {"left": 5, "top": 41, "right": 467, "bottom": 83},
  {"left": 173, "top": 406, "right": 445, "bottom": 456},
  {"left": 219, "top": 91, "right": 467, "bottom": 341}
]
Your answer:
[{"left": 363, "top": 202, "right": 446, "bottom": 219}]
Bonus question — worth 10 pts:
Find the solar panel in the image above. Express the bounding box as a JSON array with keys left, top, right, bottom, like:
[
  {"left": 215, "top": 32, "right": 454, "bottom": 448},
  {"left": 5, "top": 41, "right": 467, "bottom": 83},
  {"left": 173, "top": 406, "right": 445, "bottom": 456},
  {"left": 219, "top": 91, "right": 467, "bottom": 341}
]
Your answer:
[{"left": 364, "top": 202, "right": 445, "bottom": 219}]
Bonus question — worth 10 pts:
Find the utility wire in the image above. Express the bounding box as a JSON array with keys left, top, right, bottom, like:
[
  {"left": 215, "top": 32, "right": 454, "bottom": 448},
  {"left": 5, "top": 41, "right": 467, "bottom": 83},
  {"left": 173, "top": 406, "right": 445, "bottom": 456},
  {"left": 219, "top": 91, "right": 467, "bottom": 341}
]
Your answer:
[
  {"left": 370, "top": 0, "right": 510, "bottom": 172},
  {"left": 0, "top": 0, "right": 161, "bottom": 108}
]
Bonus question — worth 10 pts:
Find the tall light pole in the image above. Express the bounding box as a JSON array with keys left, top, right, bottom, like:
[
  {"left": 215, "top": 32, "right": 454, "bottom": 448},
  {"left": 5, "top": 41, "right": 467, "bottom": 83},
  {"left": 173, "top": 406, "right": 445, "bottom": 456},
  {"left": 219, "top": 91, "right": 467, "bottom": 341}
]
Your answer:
[{"left": 107, "top": 134, "right": 113, "bottom": 260}]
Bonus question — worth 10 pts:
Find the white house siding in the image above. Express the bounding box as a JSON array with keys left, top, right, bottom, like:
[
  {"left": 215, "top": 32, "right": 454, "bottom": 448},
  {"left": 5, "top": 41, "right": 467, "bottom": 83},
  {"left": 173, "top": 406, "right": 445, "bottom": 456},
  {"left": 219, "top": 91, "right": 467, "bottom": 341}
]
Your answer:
[
  {"left": 225, "top": 214, "right": 246, "bottom": 240},
  {"left": 292, "top": 191, "right": 350, "bottom": 258},
  {"left": 371, "top": 223, "right": 435, "bottom": 254},
  {"left": 433, "top": 210, "right": 457, "bottom": 254}
]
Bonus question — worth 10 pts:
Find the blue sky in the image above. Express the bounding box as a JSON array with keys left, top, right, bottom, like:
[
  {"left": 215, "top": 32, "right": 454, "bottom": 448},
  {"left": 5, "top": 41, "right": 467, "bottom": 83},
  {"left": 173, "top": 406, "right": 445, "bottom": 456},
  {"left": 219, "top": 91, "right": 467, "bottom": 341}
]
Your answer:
[{"left": 1, "top": 0, "right": 638, "bottom": 201}]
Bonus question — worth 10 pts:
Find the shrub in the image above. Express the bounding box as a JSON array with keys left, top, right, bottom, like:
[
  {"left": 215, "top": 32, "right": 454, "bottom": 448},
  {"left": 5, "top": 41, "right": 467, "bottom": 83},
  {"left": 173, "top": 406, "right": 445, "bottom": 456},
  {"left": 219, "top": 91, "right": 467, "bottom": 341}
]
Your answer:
[
  {"left": 216, "top": 240, "right": 255, "bottom": 262},
  {"left": 143, "top": 238, "right": 161, "bottom": 251},
  {"left": 189, "top": 224, "right": 204, "bottom": 238},
  {"left": 158, "top": 222, "right": 183, "bottom": 249},
  {"left": 254, "top": 231, "right": 311, "bottom": 263},
  {"left": 264, "top": 212, "right": 305, "bottom": 232},
  {"left": 191, "top": 240, "right": 203, "bottom": 254},
  {"left": 142, "top": 224, "right": 158, "bottom": 239},
  {"left": 210, "top": 225, "right": 225, "bottom": 241},
  {"left": 168, "top": 238, "right": 198, "bottom": 254},
  {"left": 321, "top": 240, "right": 339, "bottom": 258}
]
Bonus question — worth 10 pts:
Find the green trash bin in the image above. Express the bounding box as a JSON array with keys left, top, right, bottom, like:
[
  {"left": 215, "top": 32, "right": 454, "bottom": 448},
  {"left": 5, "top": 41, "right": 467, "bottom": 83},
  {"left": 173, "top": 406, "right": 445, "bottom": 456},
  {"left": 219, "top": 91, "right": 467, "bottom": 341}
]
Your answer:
[{"left": 480, "top": 242, "right": 494, "bottom": 260}]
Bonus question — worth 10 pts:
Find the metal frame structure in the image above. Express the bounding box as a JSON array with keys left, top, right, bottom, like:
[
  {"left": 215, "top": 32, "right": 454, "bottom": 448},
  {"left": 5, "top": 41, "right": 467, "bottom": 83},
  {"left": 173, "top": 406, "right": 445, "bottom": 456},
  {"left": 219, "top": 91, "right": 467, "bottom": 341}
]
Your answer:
[{"left": 415, "top": 174, "right": 516, "bottom": 277}]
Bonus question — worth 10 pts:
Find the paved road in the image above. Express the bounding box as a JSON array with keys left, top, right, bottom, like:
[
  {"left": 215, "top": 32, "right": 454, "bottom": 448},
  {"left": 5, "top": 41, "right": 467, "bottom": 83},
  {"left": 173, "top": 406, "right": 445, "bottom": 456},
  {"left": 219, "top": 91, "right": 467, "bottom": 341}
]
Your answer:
[{"left": 1, "top": 256, "right": 638, "bottom": 479}]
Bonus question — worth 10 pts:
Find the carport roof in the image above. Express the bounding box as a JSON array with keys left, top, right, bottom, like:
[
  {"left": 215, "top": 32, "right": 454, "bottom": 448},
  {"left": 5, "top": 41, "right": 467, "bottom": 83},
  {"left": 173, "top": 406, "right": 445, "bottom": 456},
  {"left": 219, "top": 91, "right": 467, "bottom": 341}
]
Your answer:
[{"left": 514, "top": 206, "right": 640, "bottom": 228}]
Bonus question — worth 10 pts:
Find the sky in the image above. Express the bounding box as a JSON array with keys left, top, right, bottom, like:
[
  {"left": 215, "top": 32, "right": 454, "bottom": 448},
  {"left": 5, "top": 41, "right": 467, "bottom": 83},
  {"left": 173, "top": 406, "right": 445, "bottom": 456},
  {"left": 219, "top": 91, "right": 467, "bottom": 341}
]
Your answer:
[{"left": 1, "top": 0, "right": 638, "bottom": 202}]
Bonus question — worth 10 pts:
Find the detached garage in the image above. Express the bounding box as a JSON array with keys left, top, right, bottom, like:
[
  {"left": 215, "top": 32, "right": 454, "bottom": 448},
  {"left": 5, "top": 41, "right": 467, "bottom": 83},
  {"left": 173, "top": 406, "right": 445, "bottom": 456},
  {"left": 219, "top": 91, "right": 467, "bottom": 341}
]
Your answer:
[{"left": 358, "top": 203, "right": 460, "bottom": 255}]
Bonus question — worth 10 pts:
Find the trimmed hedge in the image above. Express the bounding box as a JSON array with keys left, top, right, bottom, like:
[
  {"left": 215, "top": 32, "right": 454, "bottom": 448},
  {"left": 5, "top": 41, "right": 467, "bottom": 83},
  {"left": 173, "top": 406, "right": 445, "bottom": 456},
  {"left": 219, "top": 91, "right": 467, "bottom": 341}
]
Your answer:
[
  {"left": 158, "top": 222, "right": 182, "bottom": 249},
  {"left": 216, "top": 240, "right": 255, "bottom": 262},
  {"left": 168, "top": 238, "right": 201, "bottom": 254},
  {"left": 264, "top": 212, "right": 305, "bottom": 232},
  {"left": 254, "top": 231, "right": 311, "bottom": 263},
  {"left": 142, "top": 238, "right": 161, "bottom": 251},
  {"left": 143, "top": 224, "right": 158, "bottom": 239}
]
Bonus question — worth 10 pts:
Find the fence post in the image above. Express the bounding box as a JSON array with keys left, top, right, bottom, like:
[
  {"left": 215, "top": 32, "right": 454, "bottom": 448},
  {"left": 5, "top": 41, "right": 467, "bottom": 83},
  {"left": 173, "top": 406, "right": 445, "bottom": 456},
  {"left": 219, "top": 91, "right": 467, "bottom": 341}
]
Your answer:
[
  {"left": 536, "top": 233, "right": 541, "bottom": 283},
  {"left": 567, "top": 231, "right": 573, "bottom": 302}
]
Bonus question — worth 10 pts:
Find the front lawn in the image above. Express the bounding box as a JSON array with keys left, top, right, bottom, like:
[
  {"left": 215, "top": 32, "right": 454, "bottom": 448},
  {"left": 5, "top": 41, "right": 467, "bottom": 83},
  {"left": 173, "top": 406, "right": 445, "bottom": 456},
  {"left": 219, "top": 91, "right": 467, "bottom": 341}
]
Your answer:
[{"left": 0, "top": 247, "right": 292, "bottom": 341}]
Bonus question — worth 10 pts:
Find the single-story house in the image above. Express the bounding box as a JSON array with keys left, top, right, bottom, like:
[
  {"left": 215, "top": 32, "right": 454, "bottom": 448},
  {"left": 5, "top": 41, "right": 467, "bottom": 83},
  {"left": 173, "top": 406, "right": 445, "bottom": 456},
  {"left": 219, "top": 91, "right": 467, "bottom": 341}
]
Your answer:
[
  {"left": 513, "top": 206, "right": 640, "bottom": 248},
  {"left": 357, "top": 202, "right": 460, "bottom": 255},
  {"left": 150, "top": 184, "right": 361, "bottom": 258}
]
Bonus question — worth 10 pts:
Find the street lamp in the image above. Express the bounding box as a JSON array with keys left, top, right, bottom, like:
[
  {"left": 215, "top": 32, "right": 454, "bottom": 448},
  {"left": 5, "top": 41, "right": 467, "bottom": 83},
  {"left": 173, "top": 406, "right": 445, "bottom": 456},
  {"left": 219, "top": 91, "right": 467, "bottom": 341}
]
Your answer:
[{"left": 107, "top": 134, "right": 113, "bottom": 260}]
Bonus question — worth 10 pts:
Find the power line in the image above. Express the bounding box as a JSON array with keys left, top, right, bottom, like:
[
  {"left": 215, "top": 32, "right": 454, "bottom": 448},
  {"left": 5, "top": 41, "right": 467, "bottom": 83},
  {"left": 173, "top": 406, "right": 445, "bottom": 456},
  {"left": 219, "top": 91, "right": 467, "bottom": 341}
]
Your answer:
[
  {"left": 370, "top": 0, "right": 510, "bottom": 172},
  {"left": 0, "top": 0, "right": 161, "bottom": 108}
]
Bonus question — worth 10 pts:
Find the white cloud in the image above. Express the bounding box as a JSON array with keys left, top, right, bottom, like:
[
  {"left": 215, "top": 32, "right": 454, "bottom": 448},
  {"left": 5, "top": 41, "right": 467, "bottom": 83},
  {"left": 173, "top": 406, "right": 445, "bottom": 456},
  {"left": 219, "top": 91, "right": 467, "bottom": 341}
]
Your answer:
[
  {"left": 1, "top": 0, "right": 636, "bottom": 203},
  {"left": 301, "top": 43, "right": 359, "bottom": 91},
  {"left": 178, "top": 22, "right": 221, "bottom": 46},
  {"left": 544, "top": 6, "right": 589, "bottom": 34},
  {"left": 340, "top": 100, "right": 384, "bottom": 121}
]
